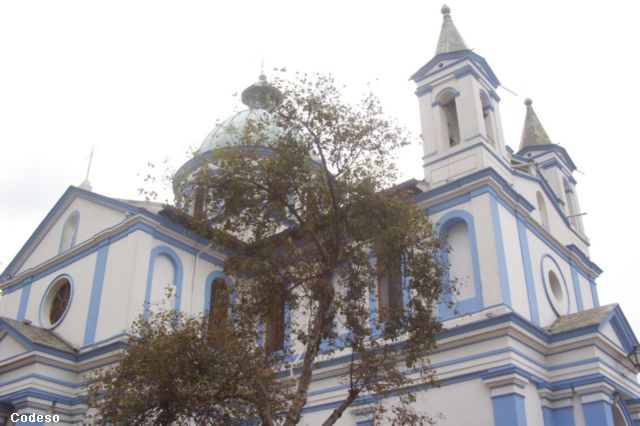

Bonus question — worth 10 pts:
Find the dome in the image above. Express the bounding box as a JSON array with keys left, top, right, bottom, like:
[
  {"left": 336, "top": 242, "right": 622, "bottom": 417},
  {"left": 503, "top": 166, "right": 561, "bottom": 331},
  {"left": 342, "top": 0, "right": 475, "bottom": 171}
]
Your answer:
[
  {"left": 197, "top": 74, "right": 284, "bottom": 155},
  {"left": 197, "top": 108, "right": 280, "bottom": 154},
  {"left": 173, "top": 74, "right": 285, "bottom": 203}
]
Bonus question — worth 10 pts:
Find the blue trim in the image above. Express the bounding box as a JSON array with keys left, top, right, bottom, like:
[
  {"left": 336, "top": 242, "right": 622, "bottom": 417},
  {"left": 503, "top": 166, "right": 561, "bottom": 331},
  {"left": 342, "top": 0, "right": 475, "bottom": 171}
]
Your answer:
[
  {"left": 415, "top": 84, "right": 433, "bottom": 96},
  {"left": 480, "top": 89, "right": 494, "bottom": 111},
  {"left": 421, "top": 182, "right": 598, "bottom": 282},
  {"left": 519, "top": 145, "right": 577, "bottom": 172},
  {"left": 57, "top": 210, "right": 80, "bottom": 254},
  {"left": 431, "top": 87, "right": 460, "bottom": 106},
  {"left": 582, "top": 400, "right": 614, "bottom": 426},
  {"left": 83, "top": 244, "right": 109, "bottom": 346},
  {"left": 2, "top": 221, "right": 223, "bottom": 296},
  {"left": 616, "top": 398, "right": 636, "bottom": 426},
  {"left": 606, "top": 311, "right": 638, "bottom": 353},
  {"left": 435, "top": 210, "right": 484, "bottom": 320},
  {"left": 1, "top": 185, "right": 229, "bottom": 282},
  {"left": 0, "top": 317, "right": 131, "bottom": 364},
  {"left": 37, "top": 274, "right": 74, "bottom": 329},
  {"left": 542, "top": 406, "right": 575, "bottom": 426},
  {"left": 540, "top": 254, "right": 571, "bottom": 316},
  {"left": 204, "top": 270, "right": 231, "bottom": 312},
  {"left": 16, "top": 278, "right": 33, "bottom": 321},
  {"left": 490, "top": 195, "right": 511, "bottom": 307},
  {"left": 410, "top": 50, "right": 501, "bottom": 88},
  {"left": 288, "top": 311, "right": 640, "bottom": 404},
  {"left": 491, "top": 393, "right": 527, "bottom": 426},
  {"left": 0, "top": 373, "right": 83, "bottom": 389},
  {"left": 422, "top": 141, "right": 510, "bottom": 174},
  {"left": 590, "top": 277, "right": 600, "bottom": 307},
  {"left": 517, "top": 215, "right": 540, "bottom": 325},
  {"left": 570, "top": 261, "right": 585, "bottom": 311},
  {"left": 419, "top": 143, "right": 592, "bottom": 247},
  {"left": 566, "top": 244, "right": 602, "bottom": 275},
  {"left": 143, "top": 245, "right": 184, "bottom": 320},
  {"left": 367, "top": 254, "right": 381, "bottom": 339},
  {"left": 417, "top": 161, "right": 537, "bottom": 214}
]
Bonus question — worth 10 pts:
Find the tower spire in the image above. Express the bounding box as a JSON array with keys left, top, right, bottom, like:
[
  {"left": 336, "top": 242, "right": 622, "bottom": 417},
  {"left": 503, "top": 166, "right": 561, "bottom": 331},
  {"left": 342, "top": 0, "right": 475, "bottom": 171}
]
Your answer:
[
  {"left": 519, "top": 98, "right": 553, "bottom": 150},
  {"left": 435, "top": 5, "right": 469, "bottom": 56}
]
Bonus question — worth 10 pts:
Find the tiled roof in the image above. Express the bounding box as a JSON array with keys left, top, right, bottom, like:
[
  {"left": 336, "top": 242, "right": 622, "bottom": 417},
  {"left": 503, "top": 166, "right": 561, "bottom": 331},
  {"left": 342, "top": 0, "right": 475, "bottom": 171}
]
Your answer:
[
  {"left": 1, "top": 316, "right": 76, "bottom": 353},
  {"left": 546, "top": 304, "right": 616, "bottom": 335}
]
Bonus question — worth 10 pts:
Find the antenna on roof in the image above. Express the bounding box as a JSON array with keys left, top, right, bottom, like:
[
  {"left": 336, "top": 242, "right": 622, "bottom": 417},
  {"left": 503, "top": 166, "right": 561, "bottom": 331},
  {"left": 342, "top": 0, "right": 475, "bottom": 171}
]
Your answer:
[{"left": 80, "top": 146, "right": 95, "bottom": 191}]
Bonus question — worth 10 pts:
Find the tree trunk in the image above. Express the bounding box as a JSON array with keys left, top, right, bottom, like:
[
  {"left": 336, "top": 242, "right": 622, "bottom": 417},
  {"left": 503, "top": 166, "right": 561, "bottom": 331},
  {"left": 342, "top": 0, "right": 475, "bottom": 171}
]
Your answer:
[
  {"left": 321, "top": 389, "right": 360, "bottom": 426},
  {"left": 283, "top": 273, "right": 334, "bottom": 426}
]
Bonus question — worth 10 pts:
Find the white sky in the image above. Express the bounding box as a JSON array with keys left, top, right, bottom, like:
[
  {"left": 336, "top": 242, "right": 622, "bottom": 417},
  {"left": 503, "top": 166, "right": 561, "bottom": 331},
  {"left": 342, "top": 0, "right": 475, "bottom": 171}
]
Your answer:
[{"left": 1, "top": 1, "right": 638, "bottom": 335}]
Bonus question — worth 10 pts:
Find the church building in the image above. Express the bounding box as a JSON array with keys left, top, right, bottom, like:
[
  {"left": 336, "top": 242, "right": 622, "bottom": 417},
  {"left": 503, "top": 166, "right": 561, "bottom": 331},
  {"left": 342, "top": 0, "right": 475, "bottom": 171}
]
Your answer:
[{"left": 1, "top": 6, "right": 639, "bottom": 425}]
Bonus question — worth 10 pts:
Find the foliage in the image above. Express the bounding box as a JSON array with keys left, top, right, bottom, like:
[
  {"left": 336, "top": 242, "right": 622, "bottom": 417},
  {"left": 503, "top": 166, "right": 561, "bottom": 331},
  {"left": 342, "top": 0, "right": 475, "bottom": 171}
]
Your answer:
[
  {"left": 87, "top": 306, "right": 283, "bottom": 425},
  {"left": 94, "top": 73, "right": 451, "bottom": 425}
]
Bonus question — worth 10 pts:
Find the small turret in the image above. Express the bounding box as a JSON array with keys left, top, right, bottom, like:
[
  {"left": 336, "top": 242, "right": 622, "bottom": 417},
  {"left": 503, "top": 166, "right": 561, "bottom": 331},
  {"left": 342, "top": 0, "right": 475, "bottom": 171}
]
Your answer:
[{"left": 519, "top": 98, "right": 553, "bottom": 150}]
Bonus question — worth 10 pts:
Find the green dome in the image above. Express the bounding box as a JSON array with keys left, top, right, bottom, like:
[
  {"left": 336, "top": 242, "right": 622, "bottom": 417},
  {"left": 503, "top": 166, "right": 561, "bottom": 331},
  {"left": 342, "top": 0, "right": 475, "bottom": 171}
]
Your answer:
[
  {"left": 197, "top": 108, "right": 280, "bottom": 154},
  {"left": 197, "top": 74, "right": 283, "bottom": 154}
]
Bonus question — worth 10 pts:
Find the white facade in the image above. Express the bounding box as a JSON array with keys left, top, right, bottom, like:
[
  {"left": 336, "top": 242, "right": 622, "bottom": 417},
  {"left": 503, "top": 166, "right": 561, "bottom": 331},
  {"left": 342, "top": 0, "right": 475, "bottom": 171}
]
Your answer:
[{"left": 1, "top": 6, "right": 639, "bottom": 426}]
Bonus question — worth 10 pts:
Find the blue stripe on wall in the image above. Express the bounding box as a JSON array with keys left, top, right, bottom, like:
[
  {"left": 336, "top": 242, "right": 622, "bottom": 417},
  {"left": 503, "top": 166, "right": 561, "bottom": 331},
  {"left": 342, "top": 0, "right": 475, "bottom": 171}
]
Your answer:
[
  {"left": 16, "top": 279, "right": 33, "bottom": 321},
  {"left": 543, "top": 406, "right": 576, "bottom": 426},
  {"left": 490, "top": 195, "right": 511, "bottom": 307},
  {"left": 516, "top": 215, "right": 539, "bottom": 325},
  {"left": 582, "top": 401, "right": 614, "bottom": 426},
  {"left": 570, "top": 261, "right": 584, "bottom": 311},
  {"left": 589, "top": 278, "right": 600, "bottom": 307},
  {"left": 492, "top": 393, "right": 527, "bottom": 426},
  {"left": 83, "top": 244, "right": 109, "bottom": 346}
]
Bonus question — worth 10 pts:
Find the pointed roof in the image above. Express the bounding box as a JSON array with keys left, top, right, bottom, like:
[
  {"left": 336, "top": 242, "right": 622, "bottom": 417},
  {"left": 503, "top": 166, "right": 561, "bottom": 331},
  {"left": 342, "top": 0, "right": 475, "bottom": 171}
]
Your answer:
[
  {"left": 519, "top": 98, "right": 553, "bottom": 150},
  {"left": 435, "top": 5, "right": 469, "bottom": 56},
  {"left": 0, "top": 317, "right": 76, "bottom": 354}
]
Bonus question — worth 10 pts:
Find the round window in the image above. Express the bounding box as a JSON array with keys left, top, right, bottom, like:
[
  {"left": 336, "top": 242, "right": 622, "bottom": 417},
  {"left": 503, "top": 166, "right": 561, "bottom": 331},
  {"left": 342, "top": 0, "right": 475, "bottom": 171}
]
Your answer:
[{"left": 42, "top": 277, "right": 72, "bottom": 327}]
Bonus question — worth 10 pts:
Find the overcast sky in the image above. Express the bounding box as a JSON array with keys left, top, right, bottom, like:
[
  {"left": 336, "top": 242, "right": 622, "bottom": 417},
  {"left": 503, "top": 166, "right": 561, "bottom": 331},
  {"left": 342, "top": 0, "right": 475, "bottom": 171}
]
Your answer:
[{"left": 1, "top": 1, "right": 638, "bottom": 335}]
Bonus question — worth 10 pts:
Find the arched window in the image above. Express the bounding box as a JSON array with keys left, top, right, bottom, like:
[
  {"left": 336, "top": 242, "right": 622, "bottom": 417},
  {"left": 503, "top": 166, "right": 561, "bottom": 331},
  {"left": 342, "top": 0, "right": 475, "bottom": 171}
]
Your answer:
[
  {"left": 563, "top": 180, "right": 583, "bottom": 232},
  {"left": 447, "top": 221, "right": 476, "bottom": 301},
  {"left": 209, "top": 278, "right": 231, "bottom": 324},
  {"left": 480, "top": 91, "right": 495, "bottom": 143},
  {"left": 377, "top": 256, "right": 403, "bottom": 322},
  {"left": 613, "top": 404, "right": 629, "bottom": 426},
  {"left": 59, "top": 211, "right": 79, "bottom": 253},
  {"left": 208, "top": 277, "right": 231, "bottom": 348},
  {"left": 435, "top": 88, "right": 461, "bottom": 147},
  {"left": 144, "top": 246, "right": 184, "bottom": 320},
  {"left": 265, "top": 292, "right": 285, "bottom": 354},
  {"left": 536, "top": 192, "right": 550, "bottom": 230},
  {"left": 435, "top": 210, "right": 483, "bottom": 319}
]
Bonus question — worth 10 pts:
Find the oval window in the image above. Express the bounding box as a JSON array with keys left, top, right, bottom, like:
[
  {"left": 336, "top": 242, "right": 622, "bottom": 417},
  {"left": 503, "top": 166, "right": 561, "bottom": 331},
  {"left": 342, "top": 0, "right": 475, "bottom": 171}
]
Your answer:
[
  {"left": 548, "top": 271, "right": 563, "bottom": 304},
  {"left": 43, "top": 277, "right": 72, "bottom": 327}
]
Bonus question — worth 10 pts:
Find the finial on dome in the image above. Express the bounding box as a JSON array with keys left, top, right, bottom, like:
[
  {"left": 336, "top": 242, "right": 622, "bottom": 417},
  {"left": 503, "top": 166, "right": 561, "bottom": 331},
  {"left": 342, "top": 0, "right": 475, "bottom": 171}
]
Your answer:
[
  {"left": 524, "top": 98, "right": 532, "bottom": 106},
  {"left": 241, "top": 72, "right": 283, "bottom": 110},
  {"left": 441, "top": 4, "right": 451, "bottom": 15},
  {"left": 259, "top": 57, "right": 266, "bottom": 82}
]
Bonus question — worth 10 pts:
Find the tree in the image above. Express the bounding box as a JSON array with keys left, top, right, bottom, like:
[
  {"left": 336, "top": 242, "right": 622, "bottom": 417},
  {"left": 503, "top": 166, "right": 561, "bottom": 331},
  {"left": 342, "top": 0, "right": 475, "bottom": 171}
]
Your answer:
[
  {"left": 92, "top": 73, "right": 451, "bottom": 425},
  {"left": 87, "top": 305, "right": 284, "bottom": 425}
]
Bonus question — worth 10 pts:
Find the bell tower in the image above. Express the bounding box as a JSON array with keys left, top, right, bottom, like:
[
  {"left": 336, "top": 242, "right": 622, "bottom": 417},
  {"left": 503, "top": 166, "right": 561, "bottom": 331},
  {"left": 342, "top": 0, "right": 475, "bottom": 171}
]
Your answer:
[{"left": 411, "top": 5, "right": 508, "bottom": 186}]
